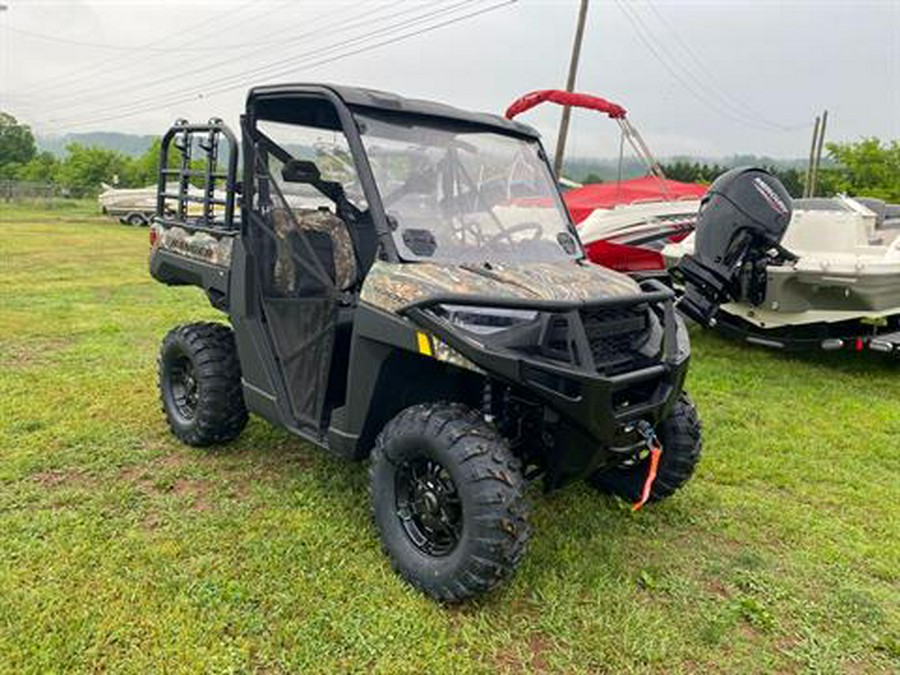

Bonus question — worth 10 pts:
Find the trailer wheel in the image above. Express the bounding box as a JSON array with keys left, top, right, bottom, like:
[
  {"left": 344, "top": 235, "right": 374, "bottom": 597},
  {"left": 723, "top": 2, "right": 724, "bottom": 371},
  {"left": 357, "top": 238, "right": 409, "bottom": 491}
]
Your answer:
[
  {"left": 125, "top": 212, "right": 148, "bottom": 227},
  {"left": 158, "top": 322, "right": 248, "bottom": 447},
  {"left": 588, "top": 393, "right": 702, "bottom": 504},
  {"left": 370, "top": 402, "right": 530, "bottom": 603}
]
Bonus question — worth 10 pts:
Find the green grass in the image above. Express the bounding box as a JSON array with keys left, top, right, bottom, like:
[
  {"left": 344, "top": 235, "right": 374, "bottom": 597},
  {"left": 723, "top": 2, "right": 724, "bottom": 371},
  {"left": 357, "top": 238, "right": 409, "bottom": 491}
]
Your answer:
[{"left": 1, "top": 202, "right": 898, "bottom": 673}]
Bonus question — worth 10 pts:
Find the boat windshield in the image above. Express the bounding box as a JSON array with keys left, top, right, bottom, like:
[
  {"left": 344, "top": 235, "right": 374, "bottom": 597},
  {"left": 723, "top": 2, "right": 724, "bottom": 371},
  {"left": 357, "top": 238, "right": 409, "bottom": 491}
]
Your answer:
[{"left": 354, "top": 110, "right": 580, "bottom": 263}]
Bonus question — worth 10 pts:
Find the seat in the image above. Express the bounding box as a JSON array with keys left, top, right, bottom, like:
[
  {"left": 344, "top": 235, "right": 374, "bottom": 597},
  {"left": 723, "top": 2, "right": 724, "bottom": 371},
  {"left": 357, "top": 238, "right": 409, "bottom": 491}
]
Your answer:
[{"left": 271, "top": 206, "right": 358, "bottom": 295}]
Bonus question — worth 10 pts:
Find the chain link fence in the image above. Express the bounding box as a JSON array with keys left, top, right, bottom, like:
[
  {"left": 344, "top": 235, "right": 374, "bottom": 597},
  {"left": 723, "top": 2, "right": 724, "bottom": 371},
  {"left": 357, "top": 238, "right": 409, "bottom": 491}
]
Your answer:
[{"left": 1, "top": 180, "right": 99, "bottom": 208}]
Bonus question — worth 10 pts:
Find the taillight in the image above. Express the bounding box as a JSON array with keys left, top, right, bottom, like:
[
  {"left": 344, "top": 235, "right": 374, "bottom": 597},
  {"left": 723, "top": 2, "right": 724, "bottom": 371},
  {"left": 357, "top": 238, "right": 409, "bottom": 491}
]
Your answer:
[{"left": 149, "top": 226, "right": 158, "bottom": 247}]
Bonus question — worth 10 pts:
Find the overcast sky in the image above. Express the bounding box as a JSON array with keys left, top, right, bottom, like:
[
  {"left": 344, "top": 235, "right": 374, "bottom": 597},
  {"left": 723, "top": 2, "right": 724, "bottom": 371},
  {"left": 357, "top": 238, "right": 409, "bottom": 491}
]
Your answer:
[{"left": 1, "top": 0, "right": 897, "bottom": 158}]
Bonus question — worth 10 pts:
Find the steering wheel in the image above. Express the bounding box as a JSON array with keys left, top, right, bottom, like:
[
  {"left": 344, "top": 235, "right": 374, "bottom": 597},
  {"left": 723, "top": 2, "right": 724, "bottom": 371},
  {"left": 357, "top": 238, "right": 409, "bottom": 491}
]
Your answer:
[{"left": 484, "top": 221, "right": 544, "bottom": 247}]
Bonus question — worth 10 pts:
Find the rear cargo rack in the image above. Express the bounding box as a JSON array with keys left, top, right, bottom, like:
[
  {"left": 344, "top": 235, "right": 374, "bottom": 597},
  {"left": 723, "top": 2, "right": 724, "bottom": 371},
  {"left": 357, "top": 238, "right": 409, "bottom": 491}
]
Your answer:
[{"left": 156, "top": 119, "right": 239, "bottom": 231}]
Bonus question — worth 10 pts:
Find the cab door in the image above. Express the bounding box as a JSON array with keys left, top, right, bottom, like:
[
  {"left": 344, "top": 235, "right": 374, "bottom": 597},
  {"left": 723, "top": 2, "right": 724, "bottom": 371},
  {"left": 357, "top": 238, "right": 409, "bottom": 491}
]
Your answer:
[{"left": 231, "top": 98, "right": 367, "bottom": 436}]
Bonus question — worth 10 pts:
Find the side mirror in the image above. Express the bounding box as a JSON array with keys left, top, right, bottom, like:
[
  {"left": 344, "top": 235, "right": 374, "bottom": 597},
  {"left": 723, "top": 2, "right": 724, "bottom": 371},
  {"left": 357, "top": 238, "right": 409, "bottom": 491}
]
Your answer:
[{"left": 281, "top": 159, "right": 321, "bottom": 184}]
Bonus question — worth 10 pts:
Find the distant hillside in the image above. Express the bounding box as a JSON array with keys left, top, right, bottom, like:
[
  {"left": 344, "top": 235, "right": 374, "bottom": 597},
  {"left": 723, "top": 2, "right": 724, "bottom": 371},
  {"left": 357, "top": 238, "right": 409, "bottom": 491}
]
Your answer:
[{"left": 38, "top": 132, "right": 156, "bottom": 158}]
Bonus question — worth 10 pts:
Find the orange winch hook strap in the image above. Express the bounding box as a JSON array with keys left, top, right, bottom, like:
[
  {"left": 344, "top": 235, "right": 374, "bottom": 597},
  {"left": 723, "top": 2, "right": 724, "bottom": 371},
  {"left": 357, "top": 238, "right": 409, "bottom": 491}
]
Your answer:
[{"left": 632, "top": 440, "right": 662, "bottom": 512}]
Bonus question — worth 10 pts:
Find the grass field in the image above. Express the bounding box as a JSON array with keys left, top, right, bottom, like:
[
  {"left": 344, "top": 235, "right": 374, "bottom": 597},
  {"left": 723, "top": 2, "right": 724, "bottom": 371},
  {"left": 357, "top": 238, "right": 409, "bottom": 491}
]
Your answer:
[{"left": 1, "top": 202, "right": 898, "bottom": 674}]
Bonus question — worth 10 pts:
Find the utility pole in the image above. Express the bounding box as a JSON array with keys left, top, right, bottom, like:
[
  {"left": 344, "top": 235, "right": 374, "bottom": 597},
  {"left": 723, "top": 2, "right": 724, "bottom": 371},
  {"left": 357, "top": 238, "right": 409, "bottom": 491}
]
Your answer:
[
  {"left": 809, "top": 109, "right": 828, "bottom": 198},
  {"left": 553, "top": 0, "right": 590, "bottom": 178},
  {"left": 804, "top": 115, "right": 820, "bottom": 198}
]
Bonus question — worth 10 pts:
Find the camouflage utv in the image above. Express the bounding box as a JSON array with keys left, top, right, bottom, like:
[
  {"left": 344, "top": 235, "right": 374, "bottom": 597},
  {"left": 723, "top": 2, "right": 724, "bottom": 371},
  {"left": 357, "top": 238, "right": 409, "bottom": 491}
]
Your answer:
[{"left": 150, "top": 84, "right": 702, "bottom": 603}]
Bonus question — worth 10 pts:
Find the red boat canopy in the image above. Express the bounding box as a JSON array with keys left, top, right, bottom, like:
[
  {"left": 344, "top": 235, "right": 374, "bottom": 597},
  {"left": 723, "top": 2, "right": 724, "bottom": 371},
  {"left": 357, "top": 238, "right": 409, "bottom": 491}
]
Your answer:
[
  {"left": 564, "top": 177, "right": 708, "bottom": 224},
  {"left": 505, "top": 90, "right": 627, "bottom": 121}
]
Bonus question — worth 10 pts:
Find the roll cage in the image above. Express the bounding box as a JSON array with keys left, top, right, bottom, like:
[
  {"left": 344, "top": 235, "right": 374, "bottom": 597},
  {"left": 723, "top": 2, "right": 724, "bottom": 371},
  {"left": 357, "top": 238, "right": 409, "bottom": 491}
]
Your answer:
[
  {"left": 242, "top": 84, "right": 578, "bottom": 267},
  {"left": 154, "top": 84, "right": 580, "bottom": 270}
]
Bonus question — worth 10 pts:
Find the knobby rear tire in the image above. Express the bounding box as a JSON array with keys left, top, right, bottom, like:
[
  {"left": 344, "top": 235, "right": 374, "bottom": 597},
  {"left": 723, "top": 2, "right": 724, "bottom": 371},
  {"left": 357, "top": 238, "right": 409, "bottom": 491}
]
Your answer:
[{"left": 158, "top": 322, "right": 248, "bottom": 447}]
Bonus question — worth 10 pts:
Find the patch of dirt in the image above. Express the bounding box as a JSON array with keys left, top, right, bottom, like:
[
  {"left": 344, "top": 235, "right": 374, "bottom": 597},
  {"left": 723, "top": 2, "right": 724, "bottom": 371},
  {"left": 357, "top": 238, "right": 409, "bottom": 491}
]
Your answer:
[
  {"left": 736, "top": 621, "right": 763, "bottom": 642},
  {"left": 0, "top": 336, "right": 76, "bottom": 369},
  {"left": 706, "top": 577, "right": 731, "bottom": 599},
  {"left": 30, "top": 467, "right": 90, "bottom": 488},
  {"left": 118, "top": 454, "right": 215, "bottom": 511},
  {"left": 171, "top": 478, "right": 213, "bottom": 511},
  {"left": 117, "top": 464, "right": 145, "bottom": 482},
  {"left": 118, "top": 452, "right": 188, "bottom": 482},
  {"left": 493, "top": 634, "right": 553, "bottom": 674},
  {"left": 142, "top": 510, "right": 163, "bottom": 530},
  {"left": 117, "top": 445, "right": 318, "bottom": 513},
  {"left": 528, "top": 635, "right": 551, "bottom": 672},
  {"left": 224, "top": 479, "right": 251, "bottom": 500}
]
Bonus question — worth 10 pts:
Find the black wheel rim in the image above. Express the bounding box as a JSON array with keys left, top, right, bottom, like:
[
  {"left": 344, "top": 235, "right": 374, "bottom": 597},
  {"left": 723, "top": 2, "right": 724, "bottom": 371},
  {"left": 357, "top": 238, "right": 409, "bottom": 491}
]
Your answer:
[
  {"left": 168, "top": 355, "right": 199, "bottom": 421},
  {"left": 395, "top": 457, "right": 462, "bottom": 557}
]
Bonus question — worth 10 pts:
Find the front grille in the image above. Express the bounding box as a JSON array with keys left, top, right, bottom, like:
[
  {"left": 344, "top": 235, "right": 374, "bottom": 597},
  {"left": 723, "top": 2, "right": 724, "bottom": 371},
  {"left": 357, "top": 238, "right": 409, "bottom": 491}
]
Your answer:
[{"left": 581, "top": 304, "right": 652, "bottom": 375}]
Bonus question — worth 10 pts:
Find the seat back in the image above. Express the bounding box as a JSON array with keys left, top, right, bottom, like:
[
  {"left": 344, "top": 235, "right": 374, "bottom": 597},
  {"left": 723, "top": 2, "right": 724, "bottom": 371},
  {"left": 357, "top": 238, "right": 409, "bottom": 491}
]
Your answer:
[{"left": 272, "top": 207, "right": 358, "bottom": 294}]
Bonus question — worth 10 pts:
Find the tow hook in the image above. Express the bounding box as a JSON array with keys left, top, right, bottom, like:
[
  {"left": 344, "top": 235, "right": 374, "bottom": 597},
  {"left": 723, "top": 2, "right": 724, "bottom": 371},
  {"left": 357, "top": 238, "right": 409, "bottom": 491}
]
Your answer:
[{"left": 632, "top": 421, "right": 662, "bottom": 512}]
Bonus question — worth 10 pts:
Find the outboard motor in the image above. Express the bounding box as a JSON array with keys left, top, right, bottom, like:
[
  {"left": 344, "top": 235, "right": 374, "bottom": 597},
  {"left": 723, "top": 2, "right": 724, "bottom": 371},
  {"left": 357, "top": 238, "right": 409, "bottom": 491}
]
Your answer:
[{"left": 677, "top": 167, "right": 793, "bottom": 326}]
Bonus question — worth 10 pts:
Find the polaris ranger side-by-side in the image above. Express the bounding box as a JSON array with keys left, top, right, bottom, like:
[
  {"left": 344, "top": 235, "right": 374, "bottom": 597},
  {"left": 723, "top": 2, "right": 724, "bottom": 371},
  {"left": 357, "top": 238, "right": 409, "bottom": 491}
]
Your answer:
[{"left": 150, "top": 84, "right": 702, "bottom": 602}]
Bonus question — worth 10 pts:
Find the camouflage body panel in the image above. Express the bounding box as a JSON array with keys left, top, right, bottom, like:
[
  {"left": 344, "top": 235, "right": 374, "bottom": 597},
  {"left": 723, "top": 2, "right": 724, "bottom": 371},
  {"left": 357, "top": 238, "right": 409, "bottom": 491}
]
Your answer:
[
  {"left": 360, "top": 259, "right": 642, "bottom": 313},
  {"left": 150, "top": 221, "right": 233, "bottom": 267},
  {"left": 431, "top": 336, "right": 484, "bottom": 374},
  {"left": 272, "top": 207, "right": 357, "bottom": 293}
]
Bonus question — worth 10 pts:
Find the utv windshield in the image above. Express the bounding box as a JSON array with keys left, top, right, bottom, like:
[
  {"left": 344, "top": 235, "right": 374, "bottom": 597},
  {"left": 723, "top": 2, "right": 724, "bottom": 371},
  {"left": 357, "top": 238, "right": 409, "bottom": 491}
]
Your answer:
[{"left": 355, "top": 111, "right": 580, "bottom": 263}]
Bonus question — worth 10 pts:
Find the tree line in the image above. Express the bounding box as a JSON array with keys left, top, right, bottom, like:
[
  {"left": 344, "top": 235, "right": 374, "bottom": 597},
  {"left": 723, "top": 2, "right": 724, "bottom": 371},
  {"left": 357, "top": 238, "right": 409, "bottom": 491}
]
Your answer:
[
  {"left": 582, "top": 142, "right": 899, "bottom": 203},
  {"left": 0, "top": 112, "right": 168, "bottom": 197},
  {"left": 3, "top": 111, "right": 899, "bottom": 203},
  {"left": 657, "top": 161, "right": 806, "bottom": 198}
]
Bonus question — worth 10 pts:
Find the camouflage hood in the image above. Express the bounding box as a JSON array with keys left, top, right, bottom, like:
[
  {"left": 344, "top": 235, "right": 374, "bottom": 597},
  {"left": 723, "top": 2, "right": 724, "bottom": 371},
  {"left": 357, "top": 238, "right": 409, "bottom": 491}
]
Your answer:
[{"left": 360, "top": 259, "right": 641, "bottom": 313}]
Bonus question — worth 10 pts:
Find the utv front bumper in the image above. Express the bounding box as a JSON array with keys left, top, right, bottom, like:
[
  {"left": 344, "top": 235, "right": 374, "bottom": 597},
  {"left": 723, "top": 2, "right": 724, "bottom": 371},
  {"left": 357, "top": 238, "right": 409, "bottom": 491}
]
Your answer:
[{"left": 403, "top": 280, "right": 691, "bottom": 486}]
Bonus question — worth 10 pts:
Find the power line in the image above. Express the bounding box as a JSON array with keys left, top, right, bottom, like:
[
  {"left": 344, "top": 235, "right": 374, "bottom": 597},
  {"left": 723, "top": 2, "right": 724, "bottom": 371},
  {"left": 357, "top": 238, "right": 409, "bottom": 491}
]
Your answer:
[
  {"left": 643, "top": 0, "right": 808, "bottom": 132},
  {"left": 20, "top": 0, "right": 265, "bottom": 97},
  {"left": 42, "top": 1, "right": 464, "bottom": 127},
  {"left": 4, "top": 24, "right": 271, "bottom": 53},
  {"left": 46, "top": 0, "right": 517, "bottom": 132},
  {"left": 613, "top": 0, "right": 802, "bottom": 134},
  {"left": 46, "top": 0, "right": 509, "bottom": 131},
  {"left": 615, "top": 0, "right": 774, "bottom": 132},
  {"left": 43, "top": 0, "right": 444, "bottom": 115},
  {"left": 49, "top": 0, "right": 511, "bottom": 131}
]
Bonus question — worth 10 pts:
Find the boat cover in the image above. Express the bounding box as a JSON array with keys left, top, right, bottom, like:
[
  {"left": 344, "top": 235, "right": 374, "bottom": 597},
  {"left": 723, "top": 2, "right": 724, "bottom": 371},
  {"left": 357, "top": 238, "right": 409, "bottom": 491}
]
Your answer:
[{"left": 565, "top": 177, "right": 708, "bottom": 224}]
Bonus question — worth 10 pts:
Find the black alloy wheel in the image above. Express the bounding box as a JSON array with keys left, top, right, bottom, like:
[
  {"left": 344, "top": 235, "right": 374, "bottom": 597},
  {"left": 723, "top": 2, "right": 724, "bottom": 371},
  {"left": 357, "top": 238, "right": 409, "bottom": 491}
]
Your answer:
[{"left": 395, "top": 456, "right": 463, "bottom": 557}]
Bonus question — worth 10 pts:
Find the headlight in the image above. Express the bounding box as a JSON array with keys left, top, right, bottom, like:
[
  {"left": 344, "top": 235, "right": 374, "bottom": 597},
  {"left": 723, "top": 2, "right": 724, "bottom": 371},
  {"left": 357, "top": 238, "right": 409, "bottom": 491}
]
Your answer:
[{"left": 435, "top": 304, "right": 539, "bottom": 335}]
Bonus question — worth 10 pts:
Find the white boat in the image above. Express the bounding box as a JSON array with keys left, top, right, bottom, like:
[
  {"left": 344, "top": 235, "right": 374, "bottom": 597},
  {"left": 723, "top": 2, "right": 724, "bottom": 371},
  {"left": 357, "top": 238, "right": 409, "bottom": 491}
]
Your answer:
[
  {"left": 98, "top": 184, "right": 157, "bottom": 225},
  {"left": 664, "top": 194, "right": 900, "bottom": 353}
]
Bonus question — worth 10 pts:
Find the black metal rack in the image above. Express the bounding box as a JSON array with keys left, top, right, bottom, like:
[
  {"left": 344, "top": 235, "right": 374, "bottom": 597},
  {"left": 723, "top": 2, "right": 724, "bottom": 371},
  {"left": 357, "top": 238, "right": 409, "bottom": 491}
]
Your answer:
[{"left": 156, "top": 118, "right": 239, "bottom": 230}]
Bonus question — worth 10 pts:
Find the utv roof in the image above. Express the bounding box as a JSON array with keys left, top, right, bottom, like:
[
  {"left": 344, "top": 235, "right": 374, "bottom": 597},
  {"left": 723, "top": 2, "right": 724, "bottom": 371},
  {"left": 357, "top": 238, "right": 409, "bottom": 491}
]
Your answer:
[{"left": 247, "top": 83, "right": 540, "bottom": 139}]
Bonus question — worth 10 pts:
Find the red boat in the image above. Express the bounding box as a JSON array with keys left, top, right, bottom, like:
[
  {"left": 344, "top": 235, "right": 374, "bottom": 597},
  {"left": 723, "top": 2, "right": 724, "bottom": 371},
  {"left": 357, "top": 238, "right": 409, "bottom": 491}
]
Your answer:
[{"left": 505, "top": 90, "right": 707, "bottom": 275}]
